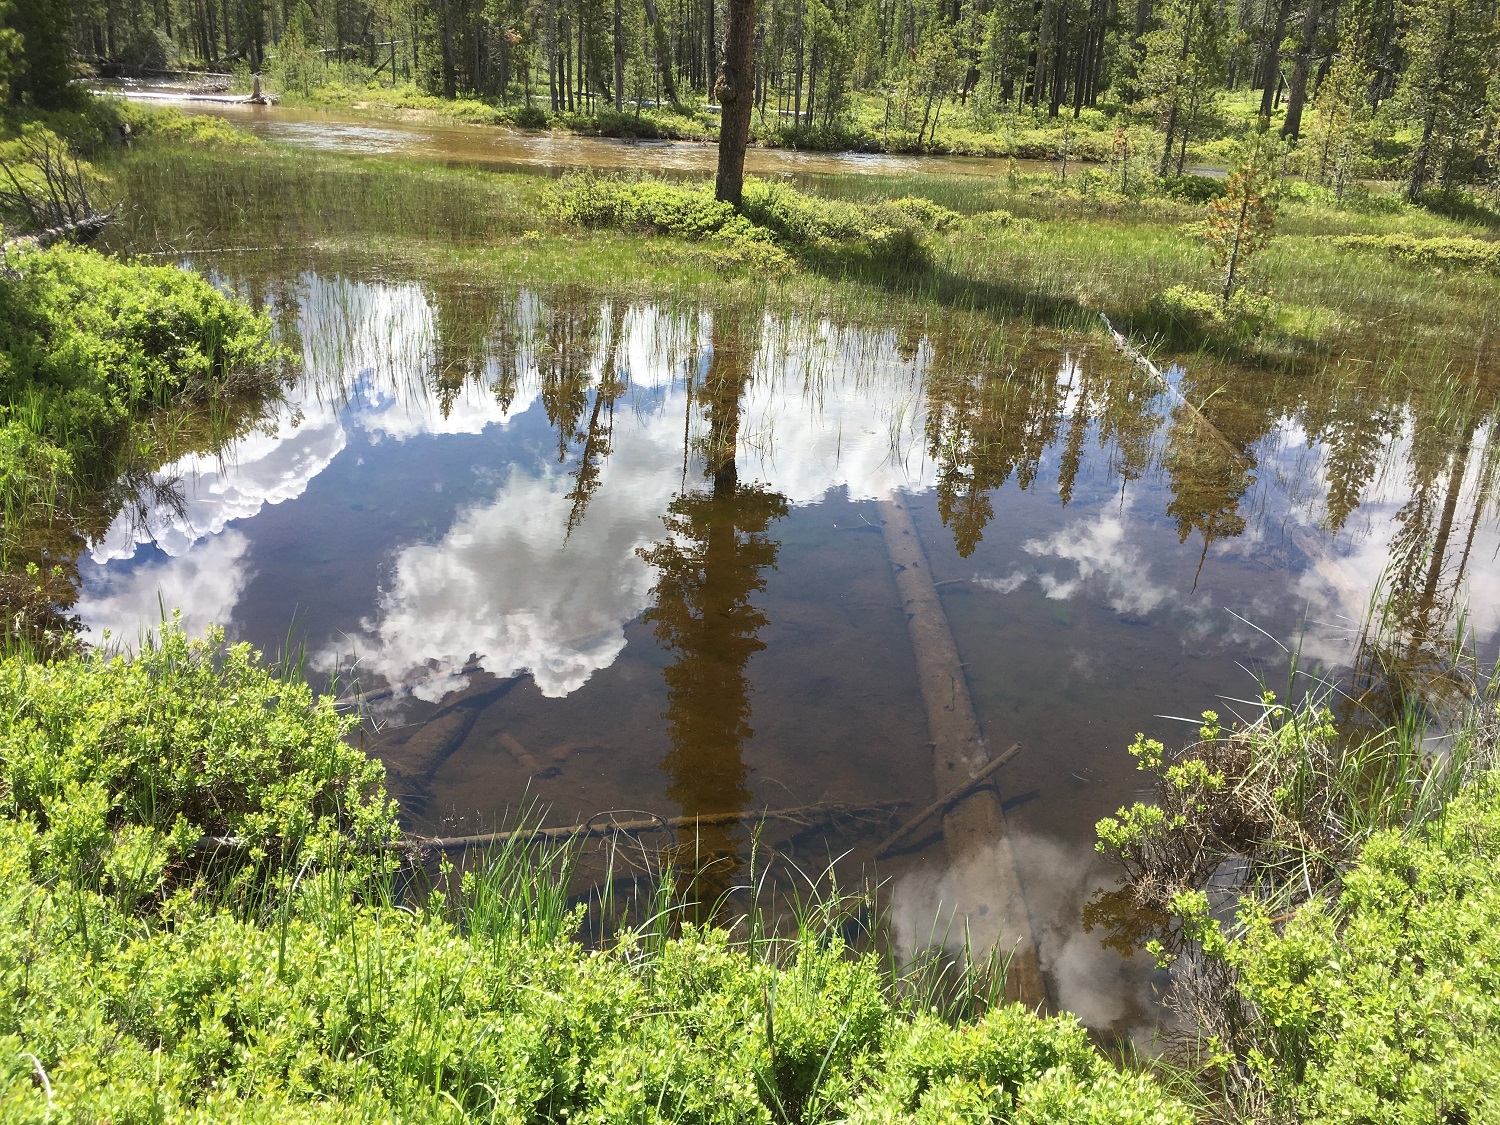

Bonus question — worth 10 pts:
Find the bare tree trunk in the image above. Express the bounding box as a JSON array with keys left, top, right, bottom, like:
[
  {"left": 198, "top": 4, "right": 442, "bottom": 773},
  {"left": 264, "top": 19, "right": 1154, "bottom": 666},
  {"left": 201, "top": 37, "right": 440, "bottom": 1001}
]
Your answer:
[
  {"left": 1280, "top": 0, "right": 1322, "bottom": 137},
  {"left": 715, "top": 0, "right": 756, "bottom": 204},
  {"left": 614, "top": 0, "right": 625, "bottom": 107},
  {"left": 1258, "top": 0, "right": 1290, "bottom": 116},
  {"left": 707, "top": 0, "right": 717, "bottom": 98}
]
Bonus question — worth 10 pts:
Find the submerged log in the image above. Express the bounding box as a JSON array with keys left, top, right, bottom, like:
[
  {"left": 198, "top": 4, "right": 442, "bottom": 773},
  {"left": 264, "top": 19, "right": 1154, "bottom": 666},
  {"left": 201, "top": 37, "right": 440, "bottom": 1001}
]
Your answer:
[
  {"left": 190, "top": 799, "right": 908, "bottom": 853},
  {"left": 875, "top": 742, "right": 1023, "bottom": 858},
  {"left": 878, "top": 493, "right": 1048, "bottom": 1010},
  {"left": 410, "top": 799, "right": 908, "bottom": 850}
]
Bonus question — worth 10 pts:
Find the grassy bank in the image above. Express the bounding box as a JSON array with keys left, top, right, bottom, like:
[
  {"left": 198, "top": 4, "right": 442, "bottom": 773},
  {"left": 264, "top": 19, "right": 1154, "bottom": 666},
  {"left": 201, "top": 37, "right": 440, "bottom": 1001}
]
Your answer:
[
  {"left": 1091, "top": 650, "right": 1500, "bottom": 1122},
  {"left": 263, "top": 77, "right": 1126, "bottom": 162},
  {"left": 5, "top": 623, "right": 1500, "bottom": 1123},
  {"left": 0, "top": 151, "right": 285, "bottom": 650},
  {"left": 103, "top": 142, "right": 1498, "bottom": 375}
]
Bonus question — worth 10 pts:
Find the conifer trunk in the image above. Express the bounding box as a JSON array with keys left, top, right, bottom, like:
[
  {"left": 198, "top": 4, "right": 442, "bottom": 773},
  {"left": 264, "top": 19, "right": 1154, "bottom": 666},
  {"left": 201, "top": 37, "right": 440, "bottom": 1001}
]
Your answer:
[{"left": 715, "top": 0, "right": 757, "bottom": 204}]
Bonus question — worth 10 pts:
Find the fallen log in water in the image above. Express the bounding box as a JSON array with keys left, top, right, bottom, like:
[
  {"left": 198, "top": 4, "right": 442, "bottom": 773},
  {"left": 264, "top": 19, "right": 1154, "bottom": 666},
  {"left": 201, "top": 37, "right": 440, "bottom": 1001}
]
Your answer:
[
  {"left": 409, "top": 800, "right": 909, "bottom": 850},
  {"left": 191, "top": 799, "right": 908, "bottom": 853},
  {"left": 878, "top": 494, "right": 1047, "bottom": 1010},
  {"left": 1099, "top": 312, "right": 1249, "bottom": 468},
  {"left": 874, "top": 742, "right": 1022, "bottom": 858}
]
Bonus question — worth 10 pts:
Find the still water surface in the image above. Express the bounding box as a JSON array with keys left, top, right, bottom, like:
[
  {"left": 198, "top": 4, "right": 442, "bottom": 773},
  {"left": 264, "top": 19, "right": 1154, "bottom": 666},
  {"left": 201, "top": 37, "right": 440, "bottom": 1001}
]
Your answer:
[{"left": 77, "top": 135, "right": 1500, "bottom": 1037}]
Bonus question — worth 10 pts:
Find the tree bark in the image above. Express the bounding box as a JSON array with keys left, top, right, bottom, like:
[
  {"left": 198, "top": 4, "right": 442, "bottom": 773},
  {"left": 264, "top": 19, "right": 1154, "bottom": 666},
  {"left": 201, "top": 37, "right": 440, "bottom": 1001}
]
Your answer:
[
  {"left": 1280, "top": 0, "right": 1322, "bottom": 137},
  {"left": 1257, "top": 0, "right": 1291, "bottom": 117},
  {"left": 715, "top": 0, "right": 756, "bottom": 204},
  {"left": 614, "top": 0, "right": 625, "bottom": 107}
]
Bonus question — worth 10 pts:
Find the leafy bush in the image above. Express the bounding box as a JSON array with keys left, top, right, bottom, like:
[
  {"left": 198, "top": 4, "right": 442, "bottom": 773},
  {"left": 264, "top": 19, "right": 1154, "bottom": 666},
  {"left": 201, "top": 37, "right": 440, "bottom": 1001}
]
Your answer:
[
  {"left": 514, "top": 104, "right": 550, "bottom": 129},
  {"left": 1231, "top": 776, "right": 1500, "bottom": 1124},
  {"left": 546, "top": 174, "right": 953, "bottom": 270},
  {"left": 1160, "top": 174, "right": 1227, "bottom": 203},
  {"left": 0, "top": 622, "right": 1193, "bottom": 1123},
  {"left": 0, "top": 622, "right": 396, "bottom": 899},
  {"left": 1149, "top": 284, "right": 1335, "bottom": 352},
  {"left": 738, "top": 179, "right": 930, "bottom": 265},
  {"left": 1332, "top": 232, "right": 1500, "bottom": 275},
  {"left": 0, "top": 244, "right": 282, "bottom": 511}
]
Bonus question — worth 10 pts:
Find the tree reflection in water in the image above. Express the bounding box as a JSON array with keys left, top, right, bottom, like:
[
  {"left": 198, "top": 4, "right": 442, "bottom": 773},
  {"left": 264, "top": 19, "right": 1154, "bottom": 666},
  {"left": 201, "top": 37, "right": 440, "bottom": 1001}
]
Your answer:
[{"left": 639, "top": 304, "right": 788, "bottom": 921}]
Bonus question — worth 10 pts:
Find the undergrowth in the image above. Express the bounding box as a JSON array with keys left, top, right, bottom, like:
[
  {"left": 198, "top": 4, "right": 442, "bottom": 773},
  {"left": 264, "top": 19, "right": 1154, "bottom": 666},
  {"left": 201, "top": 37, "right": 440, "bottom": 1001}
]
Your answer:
[
  {"left": 0, "top": 622, "right": 1192, "bottom": 1124},
  {"left": 1090, "top": 633, "right": 1500, "bottom": 1123},
  {"left": 546, "top": 173, "right": 961, "bottom": 272}
]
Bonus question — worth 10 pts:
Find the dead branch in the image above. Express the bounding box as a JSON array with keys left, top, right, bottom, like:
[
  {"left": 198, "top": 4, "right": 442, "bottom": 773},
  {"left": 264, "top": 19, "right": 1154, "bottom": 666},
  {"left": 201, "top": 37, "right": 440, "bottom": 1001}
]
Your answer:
[
  {"left": 0, "top": 129, "right": 115, "bottom": 247},
  {"left": 874, "top": 742, "right": 1023, "bottom": 857},
  {"left": 192, "top": 799, "right": 909, "bottom": 854}
]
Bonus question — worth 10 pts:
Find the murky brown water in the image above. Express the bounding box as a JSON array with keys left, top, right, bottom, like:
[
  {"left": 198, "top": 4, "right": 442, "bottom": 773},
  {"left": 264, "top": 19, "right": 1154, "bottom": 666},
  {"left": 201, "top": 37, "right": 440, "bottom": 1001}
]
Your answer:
[
  {"left": 101, "top": 88, "right": 1052, "bottom": 180},
  {"left": 63, "top": 133, "right": 1500, "bottom": 1039}
]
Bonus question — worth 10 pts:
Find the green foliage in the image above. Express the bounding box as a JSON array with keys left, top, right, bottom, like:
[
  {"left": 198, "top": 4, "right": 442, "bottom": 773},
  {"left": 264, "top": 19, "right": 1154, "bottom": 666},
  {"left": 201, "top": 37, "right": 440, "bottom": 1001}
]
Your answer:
[
  {"left": 1093, "top": 695, "right": 1464, "bottom": 961},
  {"left": 514, "top": 103, "right": 550, "bottom": 129},
  {"left": 1160, "top": 174, "right": 1228, "bottom": 203},
  {"left": 546, "top": 174, "right": 951, "bottom": 269},
  {"left": 0, "top": 244, "right": 282, "bottom": 513},
  {"left": 1203, "top": 128, "right": 1280, "bottom": 305},
  {"left": 0, "top": 622, "right": 1192, "bottom": 1123},
  {"left": 1333, "top": 232, "right": 1500, "bottom": 274},
  {"left": 1149, "top": 284, "right": 1334, "bottom": 351},
  {"left": 1231, "top": 776, "right": 1500, "bottom": 1124},
  {"left": 1, "top": 95, "right": 257, "bottom": 155},
  {"left": 0, "top": 622, "right": 397, "bottom": 884}
]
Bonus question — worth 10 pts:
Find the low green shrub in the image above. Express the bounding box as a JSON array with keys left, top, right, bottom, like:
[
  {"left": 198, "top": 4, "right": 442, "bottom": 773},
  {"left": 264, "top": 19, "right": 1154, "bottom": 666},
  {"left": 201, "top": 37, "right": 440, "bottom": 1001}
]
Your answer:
[
  {"left": 1331, "top": 232, "right": 1500, "bottom": 274},
  {"left": 8, "top": 95, "right": 259, "bottom": 153},
  {"left": 1149, "top": 284, "right": 1336, "bottom": 352},
  {"left": 0, "top": 622, "right": 396, "bottom": 899},
  {"left": 514, "top": 104, "right": 550, "bottom": 130},
  {"left": 0, "top": 244, "right": 282, "bottom": 511},
  {"left": 0, "top": 622, "right": 1193, "bottom": 1123},
  {"left": 739, "top": 179, "right": 931, "bottom": 265},
  {"left": 546, "top": 174, "right": 954, "bottom": 270},
  {"left": 1160, "top": 174, "right": 1227, "bottom": 203},
  {"left": 1232, "top": 776, "right": 1500, "bottom": 1124}
]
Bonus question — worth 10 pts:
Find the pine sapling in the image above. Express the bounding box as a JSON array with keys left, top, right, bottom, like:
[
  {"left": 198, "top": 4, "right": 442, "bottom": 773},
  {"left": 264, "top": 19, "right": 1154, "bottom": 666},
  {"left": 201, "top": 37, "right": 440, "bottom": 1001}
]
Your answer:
[{"left": 1205, "top": 123, "right": 1279, "bottom": 309}]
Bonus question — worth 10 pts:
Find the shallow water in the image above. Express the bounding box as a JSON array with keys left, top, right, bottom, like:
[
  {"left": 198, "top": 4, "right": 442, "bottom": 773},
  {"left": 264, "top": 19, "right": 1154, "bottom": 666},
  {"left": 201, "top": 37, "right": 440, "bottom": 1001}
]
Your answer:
[
  {"left": 69, "top": 139, "right": 1500, "bottom": 1038},
  {"left": 101, "top": 89, "right": 1052, "bottom": 180}
]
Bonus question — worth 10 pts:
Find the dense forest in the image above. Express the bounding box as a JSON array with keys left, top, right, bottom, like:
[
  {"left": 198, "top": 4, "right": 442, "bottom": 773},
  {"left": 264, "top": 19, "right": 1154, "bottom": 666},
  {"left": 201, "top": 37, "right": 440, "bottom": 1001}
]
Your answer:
[{"left": 8, "top": 0, "right": 1498, "bottom": 199}]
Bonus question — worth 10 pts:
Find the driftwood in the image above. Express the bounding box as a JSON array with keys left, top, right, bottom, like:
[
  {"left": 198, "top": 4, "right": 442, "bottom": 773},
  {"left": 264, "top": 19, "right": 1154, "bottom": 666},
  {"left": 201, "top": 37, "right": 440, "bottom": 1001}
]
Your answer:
[
  {"left": 874, "top": 742, "right": 1023, "bottom": 859},
  {"left": 191, "top": 800, "right": 908, "bottom": 854},
  {"left": 410, "top": 800, "right": 909, "bottom": 850},
  {"left": 3, "top": 213, "right": 116, "bottom": 253}
]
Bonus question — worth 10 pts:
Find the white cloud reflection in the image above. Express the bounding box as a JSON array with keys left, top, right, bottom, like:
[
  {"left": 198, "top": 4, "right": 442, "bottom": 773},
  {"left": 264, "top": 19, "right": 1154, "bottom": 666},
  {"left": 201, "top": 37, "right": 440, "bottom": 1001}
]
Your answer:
[
  {"left": 73, "top": 270, "right": 1499, "bottom": 703},
  {"left": 76, "top": 283, "right": 940, "bottom": 695},
  {"left": 81, "top": 530, "right": 255, "bottom": 646}
]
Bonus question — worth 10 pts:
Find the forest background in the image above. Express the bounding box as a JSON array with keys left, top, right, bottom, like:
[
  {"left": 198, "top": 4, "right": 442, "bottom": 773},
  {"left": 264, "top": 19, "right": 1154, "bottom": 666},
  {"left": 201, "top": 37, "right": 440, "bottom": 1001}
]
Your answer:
[{"left": 9, "top": 0, "right": 1499, "bottom": 203}]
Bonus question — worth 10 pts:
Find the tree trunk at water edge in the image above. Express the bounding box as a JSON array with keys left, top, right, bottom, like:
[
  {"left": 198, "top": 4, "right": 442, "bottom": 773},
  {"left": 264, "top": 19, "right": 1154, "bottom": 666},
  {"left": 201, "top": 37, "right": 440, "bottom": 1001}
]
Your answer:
[{"left": 715, "top": 0, "right": 756, "bottom": 205}]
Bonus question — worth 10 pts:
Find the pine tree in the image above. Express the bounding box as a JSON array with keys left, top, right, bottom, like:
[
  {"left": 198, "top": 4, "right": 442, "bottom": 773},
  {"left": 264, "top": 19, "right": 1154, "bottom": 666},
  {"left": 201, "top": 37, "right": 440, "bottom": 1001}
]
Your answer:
[
  {"left": 1395, "top": 0, "right": 1499, "bottom": 201},
  {"left": 1204, "top": 123, "right": 1279, "bottom": 307},
  {"left": 1138, "top": 0, "right": 1228, "bottom": 176},
  {"left": 1305, "top": 43, "right": 1373, "bottom": 198}
]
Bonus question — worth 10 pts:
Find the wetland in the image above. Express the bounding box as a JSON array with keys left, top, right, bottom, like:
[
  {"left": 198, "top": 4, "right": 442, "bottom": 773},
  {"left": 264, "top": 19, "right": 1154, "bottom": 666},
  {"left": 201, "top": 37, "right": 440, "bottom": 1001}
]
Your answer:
[{"left": 36, "top": 113, "right": 1498, "bottom": 1038}]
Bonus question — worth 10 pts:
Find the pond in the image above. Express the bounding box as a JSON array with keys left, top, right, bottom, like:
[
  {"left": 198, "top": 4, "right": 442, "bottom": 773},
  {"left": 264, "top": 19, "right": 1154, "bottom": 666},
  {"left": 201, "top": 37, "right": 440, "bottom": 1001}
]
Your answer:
[{"left": 74, "top": 134, "right": 1500, "bottom": 1042}]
